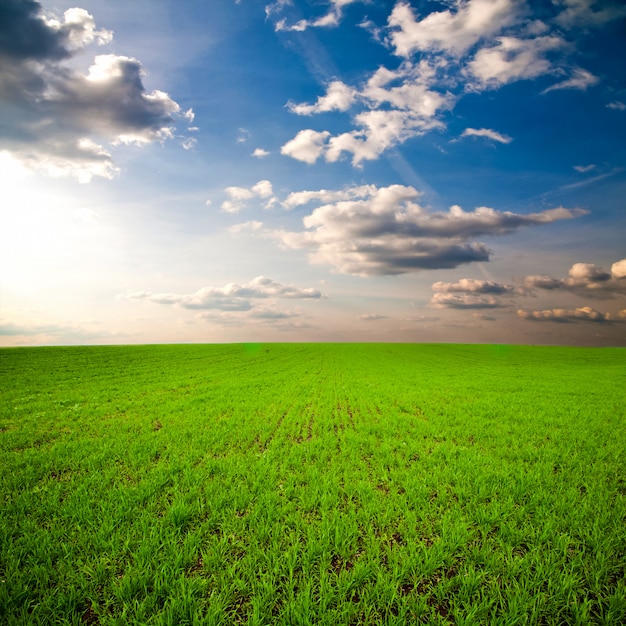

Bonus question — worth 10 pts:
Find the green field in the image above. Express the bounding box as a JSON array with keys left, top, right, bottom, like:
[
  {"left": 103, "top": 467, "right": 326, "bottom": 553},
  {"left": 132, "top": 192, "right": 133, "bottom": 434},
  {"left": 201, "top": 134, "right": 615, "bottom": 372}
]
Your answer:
[{"left": 1, "top": 343, "right": 625, "bottom": 625}]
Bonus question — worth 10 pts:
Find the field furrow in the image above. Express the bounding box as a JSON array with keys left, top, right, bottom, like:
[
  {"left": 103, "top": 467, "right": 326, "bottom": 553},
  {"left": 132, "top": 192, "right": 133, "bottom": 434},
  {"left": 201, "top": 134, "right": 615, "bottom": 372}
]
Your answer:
[{"left": 1, "top": 344, "right": 625, "bottom": 625}]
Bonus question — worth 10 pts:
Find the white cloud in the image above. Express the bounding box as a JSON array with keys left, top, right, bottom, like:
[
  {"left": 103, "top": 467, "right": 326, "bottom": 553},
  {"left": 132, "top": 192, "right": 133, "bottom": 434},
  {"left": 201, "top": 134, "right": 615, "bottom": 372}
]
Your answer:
[
  {"left": 432, "top": 278, "right": 516, "bottom": 294},
  {"left": 541, "top": 68, "right": 599, "bottom": 94},
  {"left": 467, "top": 36, "right": 564, "bottom": 89},
  {"left": 430, "top": 278, "right": 517, "bottom": 308},
  {"left": 270, "top": 0, "right": 364, "bottom": 32},
  {"left": 282, "top": 185, "right": 377, "bottom": 209},
  {"left": 282, "top": 61, "right": 453, "bottom": 165},
  {"left": 387, "top": 0, "right": 519, "bottom": 57},
  {"left": 524, "top": 259, "right": 626, "bottom": 298},
  {"left": 611, "top": 259, "right": 626, "bottom": 278},
  {"left": 573, "top": 164, "right": 596, "bottom": 173},
  {"left": 0, "top": 2, "right": 185, "bottom": 181},
  {"left": 607, "top": 101, "right": 626, "bottom": 111},
  {"left": 289, "top": 81, "right": 356, "bottom": 115},
  {"left": 41, "top": 7, "right": 113, "bottom": 49},
  {"left": 517, "top": 307, "right": 625, "bottom": 323},
  {"left": 252, "top": 180, "right": 273, "bottom": 198},
  {"left": 228, "top": 220, "right": 264, "bottom": 234},
  {"left": 325, "top": 109, "right": 445, "bottom": 165},
  {"left": 357, "top": 313, "right": 387, "bottom": 321},
  {"left": 278, "top": 2, "right": 607, "bottom": 166},
  {"left": 280, "top": 129, "right": 331, "bottom": 164},
  {"left": 461, "top": 127, "right": 512, "bottom": 143},
  {"left": 360, "top": 61, "right": 446, "bottom": 112},
  {"left": 122, "top": 276, "right": 322, "bottom": 312},
  {"left": 252, "top": 148, "right": 270, "bottom": 158},
  {"left": 431, "top": 292, "right": 509, "bottom": 308},
  {"left": 283, "top": 106, "right": 448, "bottom": 166},
  {"left": 221, "top": 180, "right": 274, "bottom": 212},
  {"left": 271, "top": 184, "right": 587, "bottom": 275}
]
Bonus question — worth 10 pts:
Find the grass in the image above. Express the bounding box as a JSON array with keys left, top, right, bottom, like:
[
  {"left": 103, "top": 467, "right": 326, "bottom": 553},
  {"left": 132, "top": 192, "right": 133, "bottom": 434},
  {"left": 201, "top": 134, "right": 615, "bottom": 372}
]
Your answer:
[{"left": 1, "top": 343, "right": 625, "bottom": 625}]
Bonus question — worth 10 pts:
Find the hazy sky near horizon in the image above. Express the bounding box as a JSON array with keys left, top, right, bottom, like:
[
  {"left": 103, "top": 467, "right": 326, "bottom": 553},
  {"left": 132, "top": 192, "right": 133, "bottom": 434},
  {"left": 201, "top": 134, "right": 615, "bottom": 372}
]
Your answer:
[{"left": 1, "top": 0, "right": 625, "bottom": 346}]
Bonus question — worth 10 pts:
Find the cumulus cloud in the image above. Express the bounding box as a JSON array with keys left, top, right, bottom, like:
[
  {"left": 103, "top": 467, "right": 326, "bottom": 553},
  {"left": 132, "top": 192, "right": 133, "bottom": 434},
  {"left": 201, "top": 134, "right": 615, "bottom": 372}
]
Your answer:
[
  {"left": 466, "top": 35, "right": 564, "bottom": 89},
  {"left": 517, "top": 306, "right": 625, "bottom": 323},
  {"left": 221, "top": 180, "right": 274, "bottom": 213},
  {"left": 431, "top": 278, "right": 517, "bottom": 308},
  {"left": 524, "top": 259, "right": 626, "bottom": 298},
  {"left": 277, "top": 1, "right": 603, "bottom": 166},
  {"left": 461, "top": 127, "right": 512, "bottom": 143},
  {"left": 357, "top": 313, "right": 387, "bottom": 321},
  {"left": 387, "top": 0, "right": 519, "bottom": 57},
  {"left": 122, "top": 276, "right": 322, "bottom": 312},
  {"left": 288, "top": 81, "right": 356, "bottom": 115},
  {"left": 281, "top": 129, "right": 331, "bottom": 164},
  {"left": 323, "top": 108, "right": 446, "bottom": 165},
  {"left": 0, "top": 1, "right": 186, "bottom": 181},
  {"left": 252, "top": 148, "right": 270, "bottom": 158},
  {"left": 282, "top": 62, "right": 452, "bottom": 165},
  {"left": 271, "top": 184, "right": 587, "bottom": 275}
]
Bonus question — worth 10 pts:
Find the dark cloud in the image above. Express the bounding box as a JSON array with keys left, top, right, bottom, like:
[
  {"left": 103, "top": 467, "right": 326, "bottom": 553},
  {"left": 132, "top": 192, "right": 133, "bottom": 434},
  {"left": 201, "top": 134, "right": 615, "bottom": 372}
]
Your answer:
[
  {"left": 0, "top": 0, "right": 77, "bottom": 61},
  {"left": 274, "top": 184, "right": 586, "bottom": 276},
  {"left": 0, "top": 1, "right": 186, "bottom": 181}
]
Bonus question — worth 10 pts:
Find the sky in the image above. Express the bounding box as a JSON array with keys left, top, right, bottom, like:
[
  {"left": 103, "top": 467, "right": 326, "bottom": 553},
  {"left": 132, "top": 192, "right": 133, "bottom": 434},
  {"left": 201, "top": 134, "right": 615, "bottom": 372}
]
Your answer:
[{"left": 1, "top": 0, "right": 625, "bottom": 347}]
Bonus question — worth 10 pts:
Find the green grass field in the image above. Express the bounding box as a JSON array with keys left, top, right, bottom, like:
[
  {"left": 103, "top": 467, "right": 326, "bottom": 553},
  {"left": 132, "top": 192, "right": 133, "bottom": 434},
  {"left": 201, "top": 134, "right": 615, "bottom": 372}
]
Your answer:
[{"left": 1, "top": 343, "right": 625, "bottom": 625}]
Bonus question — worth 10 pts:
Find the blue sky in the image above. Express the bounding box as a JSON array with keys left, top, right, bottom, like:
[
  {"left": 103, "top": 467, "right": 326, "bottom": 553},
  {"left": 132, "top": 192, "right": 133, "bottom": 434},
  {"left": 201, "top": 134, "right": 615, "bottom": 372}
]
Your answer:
[{"left": 1, "top": 0, "right": 625, "bottom": 346}]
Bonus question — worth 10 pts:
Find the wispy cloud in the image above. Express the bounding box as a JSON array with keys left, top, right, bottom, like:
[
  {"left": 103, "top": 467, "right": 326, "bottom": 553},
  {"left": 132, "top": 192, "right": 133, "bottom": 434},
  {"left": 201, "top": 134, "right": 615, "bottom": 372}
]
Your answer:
[
  {"left": 573, "top": 164, "right": 596, "bottom": 173},
  {"left": 460, "top": 128, "right": 512, "bottom": 144},
  {"left": 541, "top": 67, "right": 599, "bottom": 94},
  {"left": 607, "top": 101, "right": 626, "bottom": 111},
  {"left": 269, "top": 0, "right": 365, "bottom": 32},
  {"left": 357, "top": 313, "right": 387, "bottom": 321}
]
